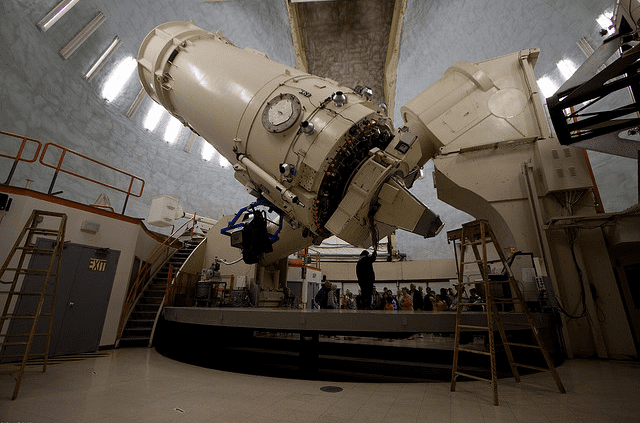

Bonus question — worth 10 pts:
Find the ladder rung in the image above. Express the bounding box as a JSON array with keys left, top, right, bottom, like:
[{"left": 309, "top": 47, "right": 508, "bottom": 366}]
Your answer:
[
  {"left": 2, "top": 269, "right": 58, "bottom": 276},
  {"left": 27, "top": 228, "right": 61, "bottom": 235},
  {"left": 461, "top": 259, "right": 503, "bottom": 265},
  {"left": 2, "top": 332, "right": 50, "bottom": 337},
  {"left": 15, "top": 247, "right": 57, "bottom": 253},
  {"left": 504, "top": 342, "right": 541, "bottom": 349},
  {"left": 457, "top": 347, "right": 491, "bottom": 356},
  {"left": 1, "top": 314, "right": 53, "bottom": 319},
  {"left": 454, "top": 371, "right": 492, "bottom": 383},
  {"left": 0, "top": 352, "right": 48, "bottom": 359},
  {"left": 0, "top": 341, "right": 29, "bottom": 346},
  {"left": 464, "top": 240, "right": 486, "bottom": 246},
  {"left": 457, "top": 324, "right": 489, "bottom": 330},
  {"left": 513, "top": 362, "right": 552, "bottom": 372}
]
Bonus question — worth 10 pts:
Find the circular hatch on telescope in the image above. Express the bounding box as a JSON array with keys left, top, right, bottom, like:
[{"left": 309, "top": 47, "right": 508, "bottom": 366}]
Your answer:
[{"left": 262, "top": 93, "right": 302, "bottom": 133}]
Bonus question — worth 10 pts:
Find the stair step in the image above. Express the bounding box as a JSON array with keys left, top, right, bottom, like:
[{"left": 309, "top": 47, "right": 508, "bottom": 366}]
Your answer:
[
  {"left": 154, "top": 277, "right": 169, "bottom": 283},
  {"left": 124, "top": 327, "right": 152, "bottom": 334},
  {"left": 131, "top": 314, "right": 156, "bottom": 321},
  {"left": 147, "top": 286, "right": 167, "bottom": 292},
  {"left": 133, "top": 304, "right": 159, "bottom": 311},
  {"left": 126, "top": 321, "right": 154, "bottom": 329},
  {"left": 140, "top": 297, "right": 163, "bottom": 304},
  {"left": 131, "top": 308, "right": 157, "bottom": 313},
  {"left": 119, "top": 337, "right": 150, "bottom": 346}
]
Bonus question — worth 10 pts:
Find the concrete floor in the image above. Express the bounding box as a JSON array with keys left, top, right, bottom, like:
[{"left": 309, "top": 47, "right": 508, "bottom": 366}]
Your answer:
[{"left": 1, "top": 347, "right": 639, "bottom": 422}]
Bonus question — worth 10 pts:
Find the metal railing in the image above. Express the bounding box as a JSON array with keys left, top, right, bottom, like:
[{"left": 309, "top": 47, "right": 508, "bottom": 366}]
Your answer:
[
  {"left": 116, "top": 216, "right": 198, "bottom": 345},
  {"left": 39, "top": 142, "right": 144, "bottom": 215},
  {"left": 0, "top": 131, "right": 43, "bottom": 185},
  {"left": 1, "top": 131, "right": 145, "bottom": 215}
]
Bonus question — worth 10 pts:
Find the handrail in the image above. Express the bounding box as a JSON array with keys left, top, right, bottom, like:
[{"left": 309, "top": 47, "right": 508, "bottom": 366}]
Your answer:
[
  {"left": 39, "top": 142, "right": 145, "bottom": 215},
  {"left": 1, "top": 131, "right": 146, "bottom": 216},
  {"left": 116, "top": 215, "right": 198, "bottom": 345},
  {"left": 0, "top": 130, "right": 43, "bottom": 185}
]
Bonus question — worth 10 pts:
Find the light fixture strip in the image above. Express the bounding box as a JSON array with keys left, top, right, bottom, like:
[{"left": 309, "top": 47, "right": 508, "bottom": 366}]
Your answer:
[
  {"left": 185, "top": 132, "right": 196, "bottom": 153},
  {"left": 36, "top": 0, "right": 81, "bottom": 32},
  {"left": 60, "top": 12, "right": 106, "bottom": 60},
  {"left": 84, "top": 36, "right": 122, "bottom": 82},
  {"left": 126, "top": 86, "right": 147, "bottom": 118}
]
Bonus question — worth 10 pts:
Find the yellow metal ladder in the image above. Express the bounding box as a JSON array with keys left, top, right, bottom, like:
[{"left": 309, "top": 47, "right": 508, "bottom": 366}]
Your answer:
[
  {"left": 450, "top": 220, "right": 565, "bottom": 405},
  {"left": 0, "top": 210, "right": 67, "bottom": 399}
]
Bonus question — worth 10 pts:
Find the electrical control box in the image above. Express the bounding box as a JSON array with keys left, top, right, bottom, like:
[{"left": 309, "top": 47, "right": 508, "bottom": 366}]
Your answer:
[{"left": 535, "top": 138, "right": 593, "bottom": 194}]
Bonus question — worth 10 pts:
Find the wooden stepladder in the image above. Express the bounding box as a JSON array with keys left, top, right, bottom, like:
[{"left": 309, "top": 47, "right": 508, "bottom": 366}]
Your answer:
[
  {"left": 0, "top": 210, "right": 67, "bottom": 399},
  {"left": 450, "top": 220, "right": 565, "bottom": 406}
]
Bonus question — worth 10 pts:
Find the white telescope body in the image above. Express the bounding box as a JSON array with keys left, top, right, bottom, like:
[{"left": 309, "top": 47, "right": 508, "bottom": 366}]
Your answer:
[
  {"left": 138, "top": 22, "right": 545, "bottom": 252},
  {"left": 138, "top": 21, "right": 443, "bottom": 248}
]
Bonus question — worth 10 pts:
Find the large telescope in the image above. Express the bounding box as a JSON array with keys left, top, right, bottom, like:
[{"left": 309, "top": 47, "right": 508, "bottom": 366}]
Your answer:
[
  {"left": 138, "top": 22, "right": 442, "bottom": 260},
  {"left": 138, "top": 22, "right": 545, "bottom": 263}
]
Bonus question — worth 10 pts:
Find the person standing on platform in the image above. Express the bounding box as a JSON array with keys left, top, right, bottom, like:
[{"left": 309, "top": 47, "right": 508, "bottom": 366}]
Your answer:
[
  {"left": 400, "top": 287, "right": 414, "bottom": 311},
  {"left": 327, "top": 284, "right": 339, "bottom": 309},
  {"left": 345, "top": 290, "right": 357, "bottom": 309},
  {"left": 411, "top": 284, "right": 424, "bottom": 310},
  {"left": 356, "top": 249, "right": 377, "bottom": 309},
  {"left": 314, "top": 277, "right": 331, "bottom": 309}
]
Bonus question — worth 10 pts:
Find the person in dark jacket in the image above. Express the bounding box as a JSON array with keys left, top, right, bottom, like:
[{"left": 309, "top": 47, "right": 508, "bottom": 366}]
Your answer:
[
  {"left": 411, "top": 283, "right": 424, "bottom": 310},
  {"left": 314, "top": 277, "right": 332, "bottom": 309},
  {"left": 356, "top": 250, "right": 376, "bottom": 309}
]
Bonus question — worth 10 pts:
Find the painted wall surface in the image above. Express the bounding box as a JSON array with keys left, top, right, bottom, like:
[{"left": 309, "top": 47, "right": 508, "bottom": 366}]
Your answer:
[{"left": 0, "top": 191, "right": 170, "bottom": 347}]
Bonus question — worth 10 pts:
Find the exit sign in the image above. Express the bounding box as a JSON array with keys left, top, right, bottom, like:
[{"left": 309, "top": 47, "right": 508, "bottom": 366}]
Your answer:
[{"left": 88, "top": 258, "right": 107, "bottom": 272}]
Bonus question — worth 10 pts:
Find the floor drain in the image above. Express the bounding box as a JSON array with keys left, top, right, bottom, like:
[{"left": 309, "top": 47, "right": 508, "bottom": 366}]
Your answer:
[{"left": 320, "top": 386, "right": 343, "bottom": 393}]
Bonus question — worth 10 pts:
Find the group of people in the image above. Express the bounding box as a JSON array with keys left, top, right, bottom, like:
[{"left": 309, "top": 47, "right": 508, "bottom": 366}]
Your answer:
[
  {"left": 313, "top": 249, "right": 484, "bottom": 311},
  {"left": 314, "top": 280, "right": 484, "bottom": 312}
]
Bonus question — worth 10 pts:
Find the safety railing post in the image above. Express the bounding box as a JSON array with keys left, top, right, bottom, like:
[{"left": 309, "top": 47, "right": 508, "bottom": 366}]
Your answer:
[
  {"left": 47, "top": 147, "right": 66, "bottom": 195},
  {"left": 122, "top": 177, "right": 135, "bottom": 215},
  {"left": 1, "top": 132, "right": 42, "bottom": 186}
]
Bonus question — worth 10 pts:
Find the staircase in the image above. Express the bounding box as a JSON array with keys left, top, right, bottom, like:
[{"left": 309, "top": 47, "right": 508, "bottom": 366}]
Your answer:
[{"left": 118, "top": 237, "right": 204, "bottom": 347}]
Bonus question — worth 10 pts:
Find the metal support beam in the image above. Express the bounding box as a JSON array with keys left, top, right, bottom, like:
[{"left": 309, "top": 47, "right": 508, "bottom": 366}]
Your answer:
[
  {"left": 383, "top": 0, "right": 407, "bottom": 122},
  {"left": 547, "top": 40, "right": 640, "bottom": 147},
  {"left": 285, "top": 0, "right": 309, "bottom": 72}
]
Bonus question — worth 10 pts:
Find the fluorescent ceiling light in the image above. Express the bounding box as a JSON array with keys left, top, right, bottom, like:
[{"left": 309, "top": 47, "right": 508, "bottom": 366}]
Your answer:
[
  {"left": 102, "top": 56, "right": 137, "bottom": 102},
  {"left": 84, "top": 36, "right": 122, "bottom": 82},
  {"left": 219, "top": 154, "right": 230, "bottom": 168},
  {"left": 557, "top": 59, "right": 577, "bottom": 80},
  {"left": 36, "top": 0, "right": 81, "bottom": 32},
  {"left": 537, "top": 76, "right": 558, "bottom": 98},
  {"left": 60, "top": 12, "right": 105, "bottom": 59},
  {"left": 164, "top": 116, "right": 183, "bottom": 143},
  {"left": 201, "top": 140, "right": 215, "bottom": 161},
  {"left": 126, "top": 86, "right": 146, "bottom": 118},
  {"left": 144, "top": 103, "right": 164, "bottom": 131}
]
